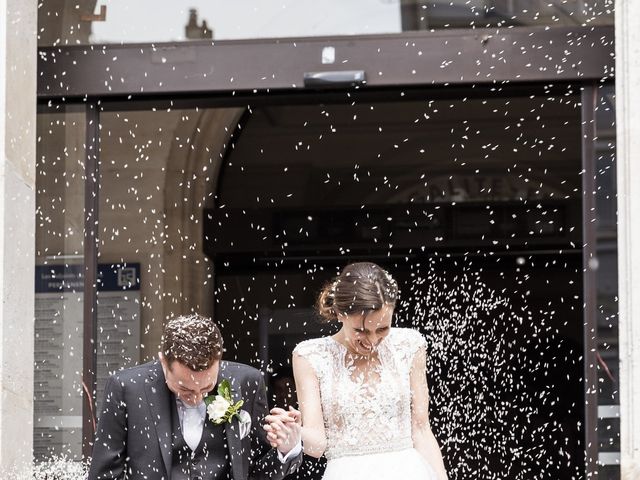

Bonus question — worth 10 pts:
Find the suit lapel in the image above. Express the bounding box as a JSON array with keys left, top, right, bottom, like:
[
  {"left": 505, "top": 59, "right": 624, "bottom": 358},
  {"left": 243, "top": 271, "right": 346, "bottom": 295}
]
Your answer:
[
  {"left": 219, "top": 364, "right": 245, "bottom": 480},
  {"left": 225, "top": 420, "right": 244, "bottom": 480},
  {"left": 144, "top": 362, "right": 173, "bottom": 478}
]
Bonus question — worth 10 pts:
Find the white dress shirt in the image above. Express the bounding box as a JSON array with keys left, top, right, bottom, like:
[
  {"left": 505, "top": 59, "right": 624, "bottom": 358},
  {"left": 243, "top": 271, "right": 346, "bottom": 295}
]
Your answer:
[{"left": 176, "top": 399, "right": 206, "bottom": 451}]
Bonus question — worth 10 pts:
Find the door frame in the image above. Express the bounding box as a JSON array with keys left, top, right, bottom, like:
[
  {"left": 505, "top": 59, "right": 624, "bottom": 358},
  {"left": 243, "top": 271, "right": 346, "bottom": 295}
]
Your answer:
[
  {"left": 36, "top": 25, "right": 613, "bottom": 473},
  {"left": 38, "top": 26, "right": 612, "bottom": 100}
]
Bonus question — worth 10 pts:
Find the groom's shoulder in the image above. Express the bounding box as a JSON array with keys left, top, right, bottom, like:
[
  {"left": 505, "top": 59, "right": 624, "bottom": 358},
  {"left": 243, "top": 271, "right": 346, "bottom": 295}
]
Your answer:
[
  {"left": 220, "top": 360, "right": 262, "bottom": 382},
  {"left": 220, "top": 360, "right": 260, "bottom": 375},
  {"left": 109, "top": 360, "right": 161, "bottom": 385}
]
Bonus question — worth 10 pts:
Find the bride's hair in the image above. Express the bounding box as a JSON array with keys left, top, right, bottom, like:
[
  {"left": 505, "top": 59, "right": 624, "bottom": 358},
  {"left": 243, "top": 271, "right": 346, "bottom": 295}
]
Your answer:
[{"left": 317, "top": 262, "right": 399, "bottom": 322}]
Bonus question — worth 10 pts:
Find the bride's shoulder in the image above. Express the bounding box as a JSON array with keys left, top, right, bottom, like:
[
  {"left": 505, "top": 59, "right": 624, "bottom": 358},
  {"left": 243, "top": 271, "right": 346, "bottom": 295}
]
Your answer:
[
  {"left": 293, "top": 337, "right": 334, "bottom": 379},
  {"left": 293, "top": 336, "right": 333, "bottom": 357},
  {"left": 389, "top": 327, "right": 425, "bottom": 342},
  {"left": 388, "top": 328, "right": 427, "bottom": 354}
]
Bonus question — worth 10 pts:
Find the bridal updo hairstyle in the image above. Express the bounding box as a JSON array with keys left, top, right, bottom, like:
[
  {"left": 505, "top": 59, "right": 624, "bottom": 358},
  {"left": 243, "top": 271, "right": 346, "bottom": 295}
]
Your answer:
[
  {"left": 317, "top": 262, "right": 399, "bottom": 322},
  {"left": 161, "top": 314, "right": 223, "bottom": 371}
]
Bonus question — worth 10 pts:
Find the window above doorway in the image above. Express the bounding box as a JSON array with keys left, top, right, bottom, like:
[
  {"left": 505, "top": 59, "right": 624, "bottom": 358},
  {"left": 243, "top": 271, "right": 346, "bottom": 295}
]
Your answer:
[{"left": 37, "top": 0, "right": 613, "bottom": 47}]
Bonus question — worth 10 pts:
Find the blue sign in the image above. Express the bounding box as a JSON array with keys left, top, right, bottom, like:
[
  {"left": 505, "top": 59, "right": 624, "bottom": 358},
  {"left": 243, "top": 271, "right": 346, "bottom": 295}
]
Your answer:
[{"left": 35, "top": 263, "right": 141, "bottom": 293}]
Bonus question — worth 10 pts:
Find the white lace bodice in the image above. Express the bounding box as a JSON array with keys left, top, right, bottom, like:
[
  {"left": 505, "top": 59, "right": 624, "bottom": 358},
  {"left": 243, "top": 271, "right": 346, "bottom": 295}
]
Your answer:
[{"left": 293, "top": 328, "right": 427, "bottom": 460}]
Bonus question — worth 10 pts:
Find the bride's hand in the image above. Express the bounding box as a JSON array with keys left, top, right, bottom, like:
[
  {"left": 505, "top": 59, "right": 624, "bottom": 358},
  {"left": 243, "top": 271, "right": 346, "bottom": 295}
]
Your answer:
[{"left": 263, "top": 406, "right": 302, "bottom": 453}]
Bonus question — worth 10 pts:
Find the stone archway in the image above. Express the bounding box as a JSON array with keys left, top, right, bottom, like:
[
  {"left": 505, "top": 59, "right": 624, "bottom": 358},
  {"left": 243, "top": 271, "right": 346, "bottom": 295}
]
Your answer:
[
  {"left": 97, "top": 107, "right": 243, "bottom": 360},
  {"left": 158, "top": 107, "right": 244, "bottom": 348}
]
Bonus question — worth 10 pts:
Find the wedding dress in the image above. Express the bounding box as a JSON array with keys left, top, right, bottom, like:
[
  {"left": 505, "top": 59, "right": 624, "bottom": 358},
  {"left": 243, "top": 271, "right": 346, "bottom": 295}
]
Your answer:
[{"left": 294, "top": 328, "right": 439, "bottom": 480}]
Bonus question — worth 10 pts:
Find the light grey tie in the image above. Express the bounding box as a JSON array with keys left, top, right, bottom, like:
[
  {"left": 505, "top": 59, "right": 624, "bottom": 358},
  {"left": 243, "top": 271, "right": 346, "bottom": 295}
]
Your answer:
[{"left": 182, "top": 405, "right": 204, "bottom": 451}]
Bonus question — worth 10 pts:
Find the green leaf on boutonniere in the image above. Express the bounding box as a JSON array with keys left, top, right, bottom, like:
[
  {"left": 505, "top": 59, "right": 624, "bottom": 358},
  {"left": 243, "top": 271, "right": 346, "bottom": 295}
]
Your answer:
[
  {"left": 226, "top": 399, "right": 245, "bottom": 422},
  {"left": 204, "top": 378, "right": 245, "bottom": 425},
  {"left": 218, "top": 379, "right": 233, "bottom": 401}
]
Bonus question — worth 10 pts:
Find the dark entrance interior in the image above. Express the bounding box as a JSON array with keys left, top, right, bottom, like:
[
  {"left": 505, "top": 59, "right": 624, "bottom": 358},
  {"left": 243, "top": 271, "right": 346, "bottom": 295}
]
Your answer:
[{"left": 205, "top": 89, "right": 586, "bottom": 479}]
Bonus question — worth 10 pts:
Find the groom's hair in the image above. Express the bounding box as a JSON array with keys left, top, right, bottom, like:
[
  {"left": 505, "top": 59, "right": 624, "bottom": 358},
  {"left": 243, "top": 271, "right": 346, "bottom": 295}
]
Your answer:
[{"left": 161, "top": 314, "right": 223, "bottom": 371}]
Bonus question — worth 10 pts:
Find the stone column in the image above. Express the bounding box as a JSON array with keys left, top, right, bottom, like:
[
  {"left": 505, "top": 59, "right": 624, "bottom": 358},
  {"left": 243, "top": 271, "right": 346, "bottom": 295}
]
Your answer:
[
  {"left": 0, "top": 0, "right": 37, "bottom": 473},
  {"left": 616, "top": 2, "right": 640, "bottom": 479}
]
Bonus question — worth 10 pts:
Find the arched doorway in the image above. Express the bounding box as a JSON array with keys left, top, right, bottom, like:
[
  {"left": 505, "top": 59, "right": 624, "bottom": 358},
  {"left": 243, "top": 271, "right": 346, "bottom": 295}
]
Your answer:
[{"left": 206, "top": 89, "right": 585, "bottom": 479}]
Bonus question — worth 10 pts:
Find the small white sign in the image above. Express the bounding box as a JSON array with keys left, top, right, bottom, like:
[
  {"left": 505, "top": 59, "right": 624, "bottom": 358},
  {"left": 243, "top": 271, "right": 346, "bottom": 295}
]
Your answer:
[{"left": 322, "top": 46, "right": 336, "bottom": 64}]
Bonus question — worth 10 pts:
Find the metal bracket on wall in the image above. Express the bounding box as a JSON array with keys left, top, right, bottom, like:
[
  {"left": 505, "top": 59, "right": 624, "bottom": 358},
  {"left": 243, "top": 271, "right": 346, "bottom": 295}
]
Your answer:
[{"left": 80, "top": 5, "right": 107, "bottom": 22}]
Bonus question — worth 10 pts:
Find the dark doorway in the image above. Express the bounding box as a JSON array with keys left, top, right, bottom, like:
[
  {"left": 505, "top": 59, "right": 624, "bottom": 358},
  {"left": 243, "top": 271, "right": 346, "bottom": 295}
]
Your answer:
[{"left": 205, "top": 89, "right": 586, "bottom": 479}]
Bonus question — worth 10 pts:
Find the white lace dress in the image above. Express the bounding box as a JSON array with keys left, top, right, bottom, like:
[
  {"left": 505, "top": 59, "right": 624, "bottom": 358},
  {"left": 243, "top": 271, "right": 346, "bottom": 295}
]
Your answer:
[{"left": 293, "top": 328, "right": 438, "bottom": 480}]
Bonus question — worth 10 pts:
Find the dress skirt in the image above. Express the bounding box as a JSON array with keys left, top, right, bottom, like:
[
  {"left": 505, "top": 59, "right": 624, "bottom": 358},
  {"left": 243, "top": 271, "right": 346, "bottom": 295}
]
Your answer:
[{"left": 322, "top": 447, "right": 438, "bottom": 480}]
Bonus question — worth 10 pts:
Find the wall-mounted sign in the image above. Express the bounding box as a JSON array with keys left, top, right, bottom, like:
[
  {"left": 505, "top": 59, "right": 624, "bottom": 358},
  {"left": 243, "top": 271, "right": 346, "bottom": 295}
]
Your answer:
[{"left": 34, "top": 263, "right": 141, "bottom": 460}]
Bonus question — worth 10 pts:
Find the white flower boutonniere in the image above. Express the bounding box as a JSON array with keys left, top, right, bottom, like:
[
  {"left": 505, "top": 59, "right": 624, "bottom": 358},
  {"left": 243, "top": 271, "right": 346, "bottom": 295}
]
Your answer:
[{"left": 205, "top": 379, "right": 244, "bottom": 425}]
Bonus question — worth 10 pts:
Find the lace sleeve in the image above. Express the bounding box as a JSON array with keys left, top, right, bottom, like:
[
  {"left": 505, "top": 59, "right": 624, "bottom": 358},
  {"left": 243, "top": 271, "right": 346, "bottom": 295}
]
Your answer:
[
  {"left": 393, "top": 328, "right": 428, "bottom": 366},
  {"left": 293, "top": 339, "right": 328, "bottom": 382}
]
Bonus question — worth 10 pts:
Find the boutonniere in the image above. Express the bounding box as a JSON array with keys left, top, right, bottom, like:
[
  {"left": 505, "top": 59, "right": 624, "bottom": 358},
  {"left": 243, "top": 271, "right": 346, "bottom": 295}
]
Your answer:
[{"left": 205, "top": 379, "right": 244, "bottom": 425}]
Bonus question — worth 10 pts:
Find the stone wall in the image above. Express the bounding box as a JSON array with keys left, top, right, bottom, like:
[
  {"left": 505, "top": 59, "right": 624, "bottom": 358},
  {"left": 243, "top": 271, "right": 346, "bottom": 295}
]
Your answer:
[
  {"left": 616, "top": 1, "right": 640, "bottom": 477},
  {"left": 0, "top": 0, "right": 37, "bottom": 472}
]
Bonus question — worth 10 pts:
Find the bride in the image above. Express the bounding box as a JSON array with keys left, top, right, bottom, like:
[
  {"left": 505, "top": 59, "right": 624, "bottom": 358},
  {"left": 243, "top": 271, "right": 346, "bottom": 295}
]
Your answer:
[{"left": 285, "top": 262, "right": 448, "bottom": 480}]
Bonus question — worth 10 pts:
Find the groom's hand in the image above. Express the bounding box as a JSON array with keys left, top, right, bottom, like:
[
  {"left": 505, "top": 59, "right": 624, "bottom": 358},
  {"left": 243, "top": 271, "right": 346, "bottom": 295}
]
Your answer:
[{"left": 263, "top": 406, "right": 302, "bottom": 454}]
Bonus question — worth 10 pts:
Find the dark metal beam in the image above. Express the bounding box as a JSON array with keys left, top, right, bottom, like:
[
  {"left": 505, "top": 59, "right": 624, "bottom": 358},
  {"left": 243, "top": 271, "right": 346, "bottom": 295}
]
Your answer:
[
  {"left": 82, "top": 100, "right": 100, "bottom": 459},
  {"left": 77, "top": 80, "right": 585, "bottom": 112},
  {"left": 38, "top": 81, "right": 585, "bottom": 113},
  {"left": 38, "top": 26, "right": 613, "bottom": 100},
  {"left": 581, "top": 83, "right": 599, "bottom": 478}
]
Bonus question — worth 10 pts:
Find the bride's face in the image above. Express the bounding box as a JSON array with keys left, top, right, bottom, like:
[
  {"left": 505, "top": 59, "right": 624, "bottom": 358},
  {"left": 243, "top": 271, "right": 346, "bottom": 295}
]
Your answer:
[{"left": 339, "top": 304, "right": 394, "bottom": 355}]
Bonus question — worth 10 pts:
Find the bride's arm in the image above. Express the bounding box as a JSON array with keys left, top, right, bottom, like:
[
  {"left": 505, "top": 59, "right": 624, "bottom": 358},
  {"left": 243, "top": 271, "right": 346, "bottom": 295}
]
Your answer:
[
  {"left": 292, "top": 352, "right": 327, "bottom": 458},
  {"left": 410, "top": 344, "right": 448, "bottom": 480}
]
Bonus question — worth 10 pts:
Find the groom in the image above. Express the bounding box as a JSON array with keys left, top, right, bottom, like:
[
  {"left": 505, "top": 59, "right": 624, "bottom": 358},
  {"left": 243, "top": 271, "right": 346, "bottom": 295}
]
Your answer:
[{"left": 88, "top": 314, "right": 303, "bottom": 480}]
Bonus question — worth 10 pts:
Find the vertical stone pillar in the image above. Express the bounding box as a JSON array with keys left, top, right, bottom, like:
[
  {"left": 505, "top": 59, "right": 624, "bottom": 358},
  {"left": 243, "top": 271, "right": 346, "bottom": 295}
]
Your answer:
[
  {"left": 0, "top": 0, "right": 37, "bottom": 473},
  {"left": 616, "top": 3, "right": 640, "bottom": 479}
]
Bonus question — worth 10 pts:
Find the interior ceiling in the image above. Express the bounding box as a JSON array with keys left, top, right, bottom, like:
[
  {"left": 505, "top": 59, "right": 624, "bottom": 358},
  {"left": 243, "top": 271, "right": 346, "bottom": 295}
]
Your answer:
[
  {"left": 231, "top": 96, "right": 581, "bottom": 169},
  {"left": 259, "top": 96, "right": 578, "bottom": 128},
  {"left": 91, "top": 96, "right": 580, "bottom": 190}
]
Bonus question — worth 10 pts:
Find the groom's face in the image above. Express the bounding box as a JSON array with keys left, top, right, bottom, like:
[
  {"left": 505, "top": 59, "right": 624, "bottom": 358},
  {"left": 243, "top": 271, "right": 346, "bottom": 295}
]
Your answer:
[{"left": 160, "top": 355, "right": 220, "bottom": 406}]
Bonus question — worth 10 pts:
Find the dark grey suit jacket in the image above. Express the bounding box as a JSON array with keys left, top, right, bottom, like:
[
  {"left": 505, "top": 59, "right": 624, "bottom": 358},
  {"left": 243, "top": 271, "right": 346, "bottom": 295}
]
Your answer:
[{"left": 88, "top": 360, "right": 302, "bottom": 480}]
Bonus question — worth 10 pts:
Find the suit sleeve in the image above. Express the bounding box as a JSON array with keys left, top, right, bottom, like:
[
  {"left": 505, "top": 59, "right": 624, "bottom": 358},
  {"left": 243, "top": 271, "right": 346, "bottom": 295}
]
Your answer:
[
  {"left": 87, "top": 375, "right": 128, "bottom": 480},
  {"left": 249, "top": 373, "right": 303, "bottom": 480}
]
